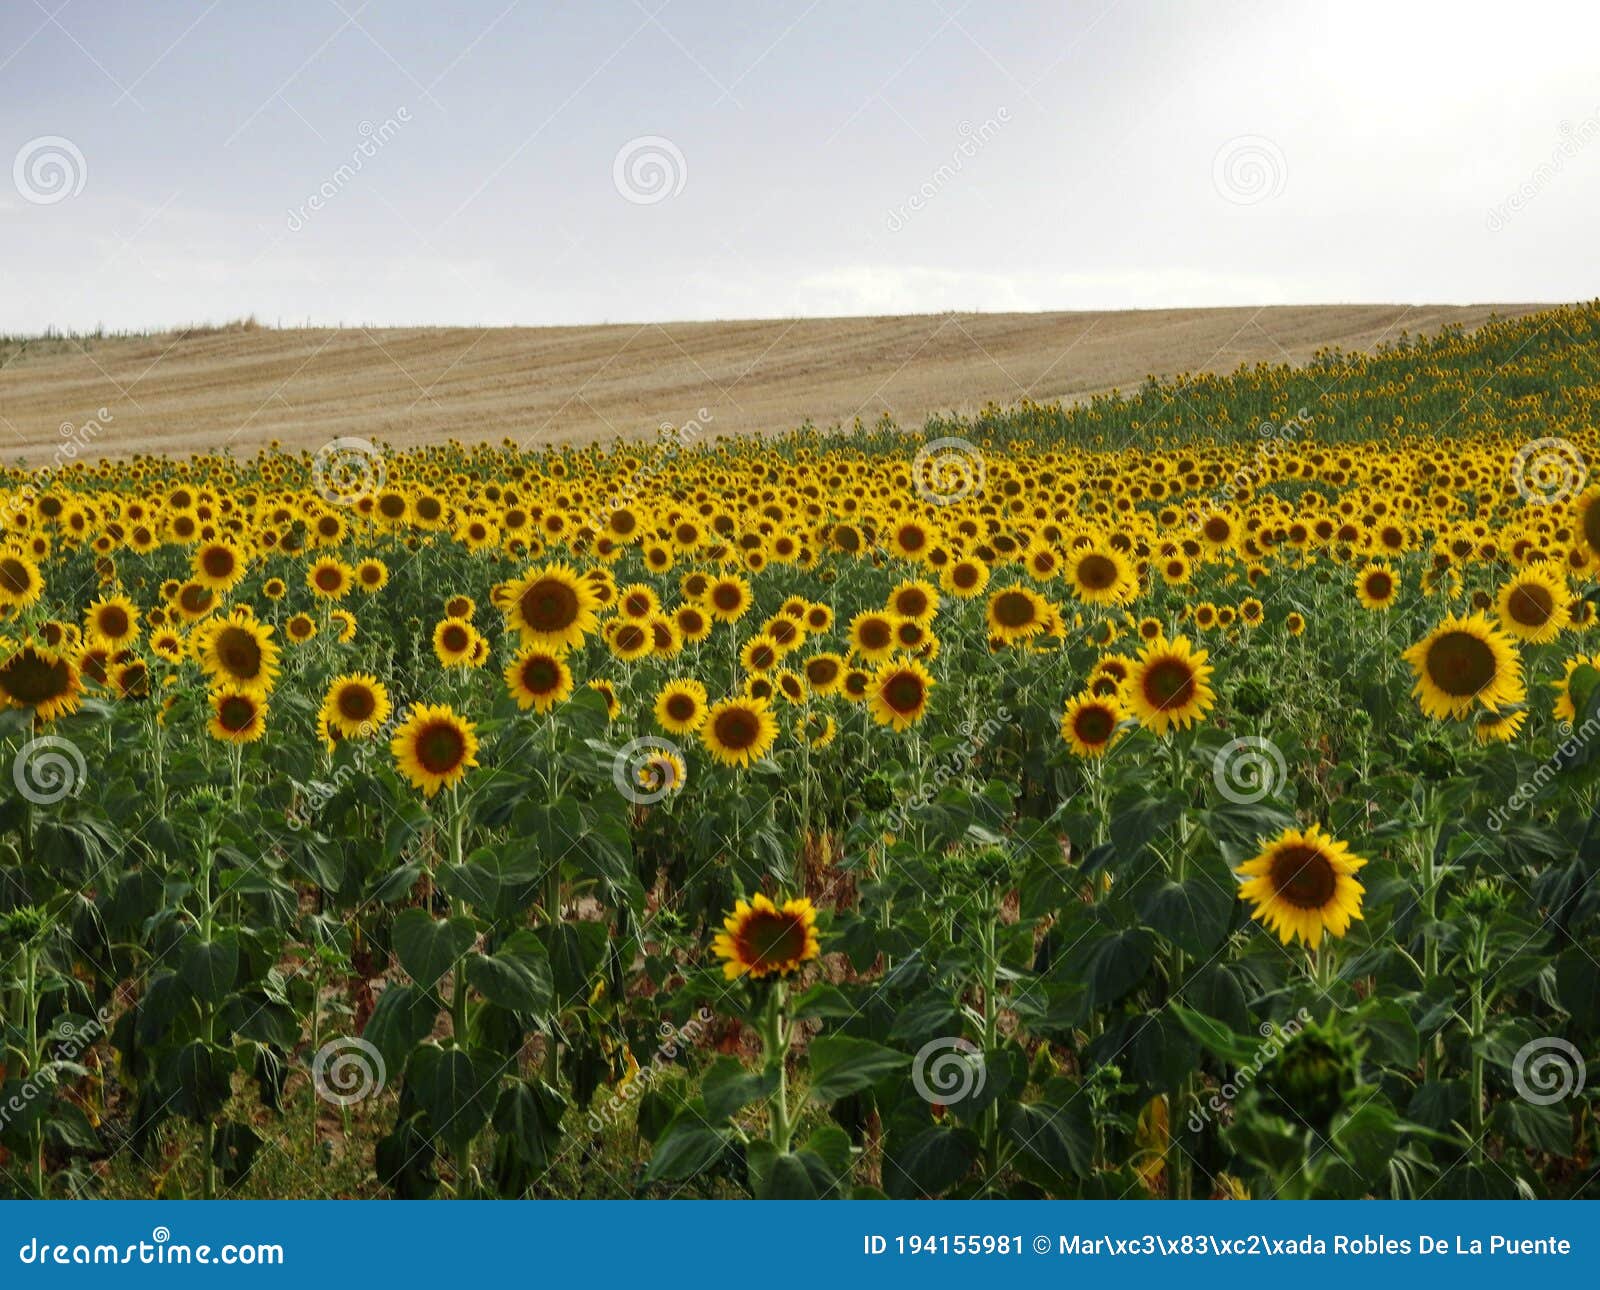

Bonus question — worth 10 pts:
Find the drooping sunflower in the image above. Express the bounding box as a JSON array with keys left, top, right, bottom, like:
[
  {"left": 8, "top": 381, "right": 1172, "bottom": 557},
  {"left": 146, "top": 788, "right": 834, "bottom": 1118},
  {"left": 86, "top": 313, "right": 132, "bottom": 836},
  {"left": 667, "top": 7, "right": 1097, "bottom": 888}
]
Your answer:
[
  {"left": 504, "top": 646, "right": 574, "bottom": 714},
  {"left": 1235, "top": 823, "right": 1366, "bottom": 949},
  {"left": 195, "top": 613, "right": 280, "bottom": 696},
  {"left": 391, "top": 703, "right": 480, "bottom": 797},
  {"left": 712, "top": 893, "right": 821, "bottom": 981},
  {"left": 84, "top": 593, "right": 140, "bottom": 648},
  {"left": 0, "top": 641, "right": 84, "bottom": 723},
  {"left": 1125, "top": 634, "right": 1215, "bottom": 736},
  {"left": 1472, "top": 707, "right": 1527, "bottom": 745},
  {"left": 1060, "top": 692, "right": 1124, "bottom": 758},
  {"left": 505, "top": 562, "right": 600, "bottom": 649},
  {"left": 654, "top": 678, "right": 708, "bottom": 734},
  {"left": 867, "top": 658, "right": 933, "bottom": 732},
  {"left": 701, "top": 696, "right": 778, "bottom": 768},
  {"left": 1402, "top": 613, "right": 1523, "bottom": 720},
  {"left": 322, "top": 672, "right": 392, "bottom": 738},
  {"left": 1495, "top": 565, "right": 1570, "bottom": 644}
]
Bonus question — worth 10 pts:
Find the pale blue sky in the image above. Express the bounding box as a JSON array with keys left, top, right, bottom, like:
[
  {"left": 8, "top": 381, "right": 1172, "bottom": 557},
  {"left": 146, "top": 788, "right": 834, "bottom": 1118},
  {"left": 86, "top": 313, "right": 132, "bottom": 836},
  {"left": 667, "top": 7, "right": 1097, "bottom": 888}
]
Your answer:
[{"left": 2, "top": 0, "right": 1597, "bottom": 332}]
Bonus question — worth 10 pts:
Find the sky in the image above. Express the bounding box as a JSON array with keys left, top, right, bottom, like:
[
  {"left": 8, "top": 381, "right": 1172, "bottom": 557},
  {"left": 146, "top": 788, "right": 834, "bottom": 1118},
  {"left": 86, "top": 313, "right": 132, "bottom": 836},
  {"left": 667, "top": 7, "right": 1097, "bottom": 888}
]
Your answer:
[{"left": 2, "top": 0, "right": 1598, "bottom": 333}]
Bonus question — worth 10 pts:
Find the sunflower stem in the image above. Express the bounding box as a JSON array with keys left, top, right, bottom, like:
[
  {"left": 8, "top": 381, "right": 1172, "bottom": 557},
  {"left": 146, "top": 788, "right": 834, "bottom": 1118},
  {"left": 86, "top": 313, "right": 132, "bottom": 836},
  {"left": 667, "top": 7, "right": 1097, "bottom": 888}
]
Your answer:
[{"left": 763, "top": 982, "right": 794, "bottom": 1155}]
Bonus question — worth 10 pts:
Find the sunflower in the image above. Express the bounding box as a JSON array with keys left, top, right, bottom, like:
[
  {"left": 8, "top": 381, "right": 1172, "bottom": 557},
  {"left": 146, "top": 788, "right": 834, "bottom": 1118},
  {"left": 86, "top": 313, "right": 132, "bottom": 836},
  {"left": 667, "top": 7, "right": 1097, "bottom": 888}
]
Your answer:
[
  {"left": 0, "top": 552, "right": 45, "bottom": 610},
  {"left": 192, "top": 540, "right": 245, "bottom": 591},
  {"left": 1285, "top": 612, "right": 1306, "bottom": 637},
  {"left": 1552, "top": 653, "right": 1600, "bottom": 723},
  {"left": 1354, "top": 563, "right": 1399, "bottom": 610},
  {"left": 1060, "top": 692, "right": 1124, "bottom": 757},
  {"left": 588, "top": 678, "right": 621, "bottom": 720},
  {"left": 432, "top": 616, "right": 480, "bottom": 668},
  {"left": 84, "top": 593, "right": 140, "bottom": 648},
  {"left": 1495, "top": 565, "right": 1570, "bottom": 644},
  {"left": 799, "top": 711, "right": 837, "bottom": 748},
  {"left": 307, "top": 556, "right": 353, "bottom": 600},
  {"left": 1403, "top": 613, "right": 1524, "bottom": 720},
  {"left": 1125, "top": 635, "right": 1215, "bottom": 735},
  {"left": 701, "top": 696, "right": 778, "bottom": 768},
  {"left": 739, "top": 633, "right": 782, "bottom": 674},
  {"left": 504, "top": 646, "right": 574, "bottom": 713},
  {"left": 285, "top": 612, "right": 317, "bottom": 644},
  {"left": 801, "top": 651, "right": 845, "bottom": 696},
  {"left": 1235, "top": 823, "right": 1366, "bottom": 949},
  {"left": 262, "top": 576, "right": 287, "bottom": 601},
  {"left": 940, "top": 556, "right": 989, "bottom": 598},
  {"left": 711, "top": 893, "right": 821, "bottom": 981},
  {"left": 1574, "top": 485, "right": 1600, "bottom": 556},
  {"left": 322, "top": 673, "right": 391, "bottom": 737},
  {"left": 847, "top": 610, "right": 897, "bottom": 663},
  {"left": 1064, "top": 547, "right": 1135, "bottom": 606},
  {"left": 391, "top": 703, "right": 480, "bottom": 796},
  {"left": 195, "top": 613, "right": 280, "bottom": 696},
  {"left": 330, "top": 609, "right": 357, "bottom": 642},
  {"left": 109, "top": 658, "right": 150, "bottom": 701},
  {"left": 705, "top": 574, "right": 753, "bottom": 624},
  {"left": 506, "top": 562, "right": 600, "bottom": 649},
  {"left": 888, "top": 579, "right": 939, "bottom": 622},
  {"left": 1472, "top": 708, "right": 1527, "bottom": 745},
  {"left": 0, "top": 641, "right": 83, "bottom": 722},
  {"left": 355, "top": 558, "right": 389, "bottom": 593},
  {"left": 206, "top": 685, "right": 267, "bottom": 743},
  {"left": 654, "top": 678, "right": 708, "bottom": 734},
  {"left": 985, "top": 585, "right": 1049, "bottom": 644},
  {"left": 867, "top": 658, "right": 933, "bottom": 731}
]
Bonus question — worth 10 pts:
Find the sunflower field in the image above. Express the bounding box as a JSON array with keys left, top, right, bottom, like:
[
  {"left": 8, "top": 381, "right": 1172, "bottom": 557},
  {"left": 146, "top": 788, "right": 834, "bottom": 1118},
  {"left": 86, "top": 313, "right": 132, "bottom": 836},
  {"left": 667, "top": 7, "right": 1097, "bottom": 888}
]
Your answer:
[{"left": 2, "top": 303, "right": 1600, "bottom": 1201}]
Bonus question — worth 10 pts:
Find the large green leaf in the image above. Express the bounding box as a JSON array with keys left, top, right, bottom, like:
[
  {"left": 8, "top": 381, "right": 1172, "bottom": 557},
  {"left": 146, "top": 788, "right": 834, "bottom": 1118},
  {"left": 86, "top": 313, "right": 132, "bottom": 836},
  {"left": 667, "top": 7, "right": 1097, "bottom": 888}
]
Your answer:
[
  {"left": 392, "top": 909, "right": 477, "bottom": 989},
  {"left": 805, "top": 1036, "right": 909, "bottom": 1104}
]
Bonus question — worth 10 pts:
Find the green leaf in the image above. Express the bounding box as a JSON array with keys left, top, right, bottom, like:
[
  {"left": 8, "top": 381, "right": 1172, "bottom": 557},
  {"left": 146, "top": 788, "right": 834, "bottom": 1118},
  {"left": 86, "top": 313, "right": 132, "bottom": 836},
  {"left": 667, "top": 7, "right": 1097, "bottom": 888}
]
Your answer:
[
  {"left": 1169, "top": 1003, "right": 1260, "bottom": 1067},
  {"left": 392, "top": 909, "right": 477, "bottom": 989},
  {"left": 1138, "top": 876, "right": 1231, "bottom": 957},
  {"left": 700, "top": 1056, "right": 778, "bottom": 1123},
  {"left": 178, "top": 933, "right": 239, "bottom": 1005},
  {"left": 1002, "top": 1099, "right": 1094, "bottom": 1183},
  {"left": 1491, "top": 1097, "right": 1573, "bottom": 1156},
  {"left": 465, "top": 932, "right": 553, "bottom": 1013},
  {"left": 883, "top": 1124, "right": 977, "bottom": 1199},
  {"left": 363, "top": 984, "right": 439, "bottom": 1073},
  {"left": 1357, "top": 997, "right": 1420, "bottom": 1069},
  {"left": 805, "top": 1036, "right": 910, "bottom": 1104},
  {"left": 643, "top": 1113, "right": 735, "bottom": 1183},
  {"left": 1084, "top": 928, "right": 1154, "bottom": 1008},
  {"left": 406, "top": 1044, "right": 500, "bottom": 1157}
]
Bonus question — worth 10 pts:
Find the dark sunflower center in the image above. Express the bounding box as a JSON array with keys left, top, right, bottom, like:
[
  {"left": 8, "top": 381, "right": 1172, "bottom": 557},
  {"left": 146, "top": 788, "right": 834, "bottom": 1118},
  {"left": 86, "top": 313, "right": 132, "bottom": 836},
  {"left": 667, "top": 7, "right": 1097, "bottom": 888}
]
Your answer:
[
  {"left": 896, "top": 591, "right": 929, "bottom": 617},
  {"left": 522, "top": 579, "right": 579, "bottom": 632},
  {"left": 0, "top": 650, "right": 70, "bottom": 704},
  {"left": 414, "top": 722, "right": 467, "bottom": 774},
  {"left": 857, "top": 619, "right": 891, "bottom": 650},
  {"left": 712, "top": 583, "right": 743, "bottom": 610},
  {"left": 1507, "top": 582, "right": 1555, "bottom": 626},
  {"left": 337, "top": 686, "right": 376, "bottom": 721},
  {"left": 0, "top": 558, "right": 33, "bottom": 595},
  {"left": 1366, "top": 572, "right": 1393, "bottom": 599},
  {"left": 881, "top": 672, "right": 925, "bottom": 714},
  {"left": 713, "top": 707, "right": 761, "bottom": 750},
  {"left": 201, "top": 547, "right": 235, "bottom": 578},
  {"left": 442, "top": 624, "right": 470, "bottom": 652},
  {"left": 806, "top": 659, "right": 839, "bottom": 686},
  {"left": 1076, "top": 554, "right": 1118, "bottom": 590},
  {"left": 1075, "top": 706, "right": 1115, "bottom": 743},
  {"left": 217, "top": 695, "right": 256, "bottom": 732},
  {"left": 522, "top": 657, "right": 561, "bottom": 693},
  {"left": 1141, "top": 658, "right": 1195, "bottom": 710},
  {"left": 952, "top": 564, "right": 979, "bottom": 588},
  {"left": 737, "top": 911, "right": 808, "bottom": 970},
  {"left": 1203, "top": 518, "right": 1231, "bottom": 543},
  {"left": 315, "top": 567, "right": 342, "bottom": 591},
  {"left": 1584, "top": 501, "right": 1600, "bottom": 552},
  {"left": 1269, "top": 845, "right": 1338, "bottom": 910},
  {"left": 623, "top": 593, "right": 652, "bottom": 617},
  {"left": 992, "top": 591, "right": 1037, "bottom": 629},
  {"left": 98, "top": 607, "right": 130, "bottom": 637},
  {"left": 616, "top": 625, "right": 647, "bottom": 652},
  {"left": 213, "top": 626, "right": 261, "bottom": 678},
  {"left": 378, "top": 494, "right": 406, "bottom": 518},
  {"left": 1425, "top": 631, "right": 1497, "bottom": 697},
  {"left": 665, "top": 693, "right": 696, "bottom": 721}
]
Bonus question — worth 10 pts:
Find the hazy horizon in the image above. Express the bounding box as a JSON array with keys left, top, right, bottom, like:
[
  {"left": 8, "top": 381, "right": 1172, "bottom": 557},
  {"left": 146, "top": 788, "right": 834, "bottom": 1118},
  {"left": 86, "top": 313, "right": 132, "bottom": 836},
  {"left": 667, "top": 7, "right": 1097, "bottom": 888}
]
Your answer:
[{"left": 4, "top": 0, "right": 1598, "bottom": 334}]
